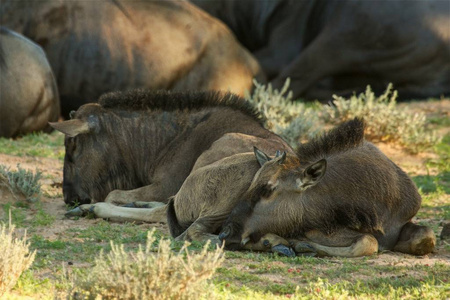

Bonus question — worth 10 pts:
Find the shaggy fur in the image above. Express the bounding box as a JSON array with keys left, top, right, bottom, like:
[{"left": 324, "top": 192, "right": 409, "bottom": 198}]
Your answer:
[
  {"left": 98, "top": 90, "right": 265, "bottom": 125},
  {"left": 296, "top": 118, "right": 365, "bottom": 164}
]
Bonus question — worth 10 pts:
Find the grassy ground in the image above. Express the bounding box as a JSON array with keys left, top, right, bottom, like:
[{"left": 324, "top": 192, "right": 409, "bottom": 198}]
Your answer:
[{"left": 0, "top": 99, "right": 449, "bottom": 299}]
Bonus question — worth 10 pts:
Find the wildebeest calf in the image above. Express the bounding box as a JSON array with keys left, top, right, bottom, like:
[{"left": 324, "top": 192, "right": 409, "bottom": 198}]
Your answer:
[
  {"left": 218, "top": 119, "right": 436, "bottom": 256},
  {"left": 55, "top": 91, "right": 435, "bottom": 257}
]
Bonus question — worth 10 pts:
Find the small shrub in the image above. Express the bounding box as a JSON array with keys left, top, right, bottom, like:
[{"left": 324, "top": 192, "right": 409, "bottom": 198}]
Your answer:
[
  {"left": 74, "top": 230, "right": 224, "bottom": 299},
  {"left": 245, "top": 79, "right": 321, "bottom": 146},
  {"left": 0, "top": 222, "right": 36, "bottom": 297},
  {"left": 323, "top": 84, "right": 440, "bottom": 153},
  {"left": 0, "top": 164, "right": 42, "bottom": 202}
]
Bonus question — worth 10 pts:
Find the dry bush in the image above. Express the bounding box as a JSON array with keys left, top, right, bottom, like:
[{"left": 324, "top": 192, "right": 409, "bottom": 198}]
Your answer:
[
  {"left": 0, "top": 222, "right": 36, "bottom": 297},
  {"left": 74, "top": 230, "right": 224, "bottom": 300},
  {"left": 0, "top": 164, "right": 42, "bottom": 202},
  {"left": 323, "top": 84, "right": 440, "bottom": 153},
  {"left": 248, "top": 80, "right": 439, "bottom": 153},
  {"left": 245, "top": 79, "right": 321, "bottom": 146}
]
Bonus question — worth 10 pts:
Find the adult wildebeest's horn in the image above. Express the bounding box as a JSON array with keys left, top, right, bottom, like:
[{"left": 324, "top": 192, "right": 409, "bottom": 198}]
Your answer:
[{"left": 49, "top": 119, "right": 90, "bottom": 137}]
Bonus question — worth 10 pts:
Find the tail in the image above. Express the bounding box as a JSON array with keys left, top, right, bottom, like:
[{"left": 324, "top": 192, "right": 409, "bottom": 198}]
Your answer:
[{"left": 166, "top": 197, "right": 185, "bottom": 238}]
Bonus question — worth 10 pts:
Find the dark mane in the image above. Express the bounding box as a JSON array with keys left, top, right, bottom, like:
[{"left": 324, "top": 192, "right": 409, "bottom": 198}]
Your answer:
[
  {"left": 98, "top": 89, "right": 264, "bottom": 124},
  {"left": 296, "top": 118, "right": 365, "bottom": 163}
]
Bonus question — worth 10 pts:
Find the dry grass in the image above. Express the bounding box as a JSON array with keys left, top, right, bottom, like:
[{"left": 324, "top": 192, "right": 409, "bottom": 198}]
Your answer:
[
  {"left": 73, "top": 230, "right": 224, "bottom": 299},
  {"left": 0, "top": 221, "right": 36, "bottom": 297}
]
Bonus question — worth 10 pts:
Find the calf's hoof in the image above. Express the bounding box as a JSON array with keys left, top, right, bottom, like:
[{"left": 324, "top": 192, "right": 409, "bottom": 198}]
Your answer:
[
  {"left": 293, "top": 242, "right": 316, "bottom": 254},
  {"left": 272, "top": 244, "right": 296, "bottom": 257}
]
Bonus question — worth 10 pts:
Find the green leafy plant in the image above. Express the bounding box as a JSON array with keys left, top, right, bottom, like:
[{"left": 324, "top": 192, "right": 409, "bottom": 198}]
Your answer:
[{"left": 0, "top": 164, "right": 42, "bottom": 202}]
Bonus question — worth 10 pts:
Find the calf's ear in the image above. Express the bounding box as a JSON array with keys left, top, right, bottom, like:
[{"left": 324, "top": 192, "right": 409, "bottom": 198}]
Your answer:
[
  {"left": 274, "top": 151, "right": 286, "bottom": 165},
  {"left": 300, "top": 159, "right": 327, "bottom": 189},
  {"left": 254, "top": 147, "right": 272, "bottom": 166},
  {"left": 49, "top": 119, "right": 90, "bottom": 137}
]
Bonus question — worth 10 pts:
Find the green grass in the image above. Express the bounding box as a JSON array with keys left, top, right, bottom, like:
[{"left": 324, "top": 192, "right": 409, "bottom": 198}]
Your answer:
[
  {"left": 12, "top": 270, "right": 54, "bottom": 297},
  {"left": 0, "top": 131, "right": 65, "bottom": 160},
  {"left": 1, "top": 202, "right": 55, "bottom": 228},
  {"left": 67, "top": 220, "right": 149, "bottom": 244},
  {"left": 2, "top": 203, "right": 27, "bottom": 227},
  {"left": 211, "top": 255, "right": 450, "bottom": 298},
  {"left": 413, "top": 134, "right": 450, "bottom": 221}
]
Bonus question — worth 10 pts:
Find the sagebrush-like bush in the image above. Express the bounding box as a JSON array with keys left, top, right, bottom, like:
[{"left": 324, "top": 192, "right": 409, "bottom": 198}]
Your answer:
[
  {"left": 0, "top": 222, "right": 36, "bottom": 297},
  {"left": 74, "top": 230, "right": 224, "bottom": 299},
  {"left": 323, "top": 84, "right": 440, "bottom": 153},
  {"left": 247, "top": 80, "right": 439, "bottom": 153},
  {"left": 0, "top": 164, "right": 42, "bottom": 202},
  {"left": 245, "top": 79, "right": 321, "bottom": 146}
]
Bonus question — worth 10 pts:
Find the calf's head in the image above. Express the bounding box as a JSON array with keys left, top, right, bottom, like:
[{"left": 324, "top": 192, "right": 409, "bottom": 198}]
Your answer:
[{"left": 220, "top": 147, "right": 326, "bottom": 249}]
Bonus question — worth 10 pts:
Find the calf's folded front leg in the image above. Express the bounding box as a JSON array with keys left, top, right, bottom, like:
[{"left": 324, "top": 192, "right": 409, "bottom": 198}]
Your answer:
[{"left": 291, "top": 229, "right": 379, "bottom": 257}]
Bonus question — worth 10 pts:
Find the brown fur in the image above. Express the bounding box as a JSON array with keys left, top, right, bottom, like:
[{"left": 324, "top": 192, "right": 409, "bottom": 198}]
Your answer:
[
  {"left": 2, "top": 0, "right": 263, "bottom": 117},
  {"left": 219, "top": 119, "right": 436, "bottom": 256},
  {"left": 0, "top": 27, "right": 59, "bottom": 138}
]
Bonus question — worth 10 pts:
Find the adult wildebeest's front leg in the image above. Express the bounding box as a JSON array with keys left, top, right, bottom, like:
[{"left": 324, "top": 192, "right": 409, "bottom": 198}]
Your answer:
[{"left": 65, "top": 202, "right": 167, "bottom": 223}]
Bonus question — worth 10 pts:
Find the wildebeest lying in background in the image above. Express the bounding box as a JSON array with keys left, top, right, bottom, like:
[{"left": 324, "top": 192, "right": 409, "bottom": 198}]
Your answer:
[
  {"left": 0, "top": 27, "right": 60, "bottom": 138},
  {"left": 192, "top": 0, "right": 450, "bottom": 100},
  {"left": 55, "top": 90, "right": 436, "bottom": 257},
  {"left": 1, "top": 0, "right": 262, "bottom": 117}
]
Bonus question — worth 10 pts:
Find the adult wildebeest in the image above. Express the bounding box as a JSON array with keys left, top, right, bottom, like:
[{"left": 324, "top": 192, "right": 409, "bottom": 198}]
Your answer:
[
  {"left": 56, "top": 91, "right": 435, "bottom": 257},
  {"left": 1, "top": 0, "right": 262, "bottom": 117},
  {"left": 0, "top": 27, "right": 60, "bottom": 138},
  {"left": 192, "top": 0, "right": 450, "bottom": 100}
]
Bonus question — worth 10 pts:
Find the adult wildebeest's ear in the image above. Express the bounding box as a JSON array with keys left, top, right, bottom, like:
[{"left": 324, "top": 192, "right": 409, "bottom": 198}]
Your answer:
[
  {"left": 49, "top": 119, "right": 90, "bottom": 137},
  {"left": 254, "top": 147, "right": 272, "bottom": 166},
  {"left": 299, "top": 159, "right": 327, "bottom": 189}
]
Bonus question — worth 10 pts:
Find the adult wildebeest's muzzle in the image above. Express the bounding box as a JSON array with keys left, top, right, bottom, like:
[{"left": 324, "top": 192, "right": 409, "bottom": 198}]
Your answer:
[{"left": 63, "top": 182, "right": 91, "bottom": 206}]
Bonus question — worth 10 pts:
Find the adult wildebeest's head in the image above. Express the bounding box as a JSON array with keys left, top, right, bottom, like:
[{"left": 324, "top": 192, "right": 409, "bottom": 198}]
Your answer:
[
  {"left": 50, "top": 103, "right": 126, "bottom": 206},
  {"left": 219, "top": 118, "right": 420, "bottom": 250}
]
